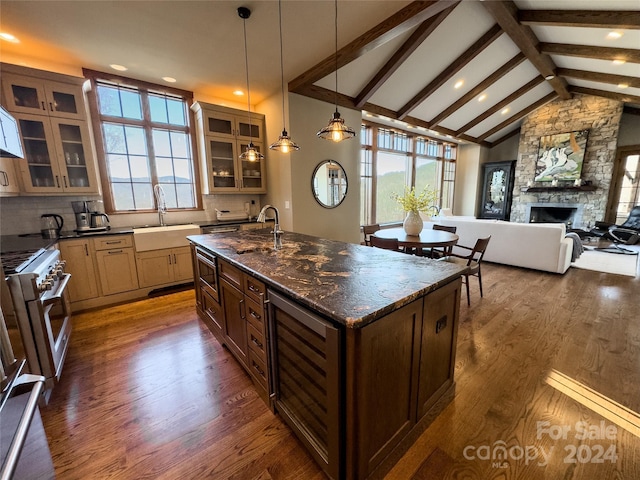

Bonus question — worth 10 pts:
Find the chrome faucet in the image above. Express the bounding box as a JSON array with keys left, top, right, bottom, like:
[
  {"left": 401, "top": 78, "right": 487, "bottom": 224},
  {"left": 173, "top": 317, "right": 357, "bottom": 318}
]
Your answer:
[
  {"left": 257, "top": 205, "right": 283, "bottom": 250},
  {"left": 154, "top": 184, "right": 167, "bottom": 226}
]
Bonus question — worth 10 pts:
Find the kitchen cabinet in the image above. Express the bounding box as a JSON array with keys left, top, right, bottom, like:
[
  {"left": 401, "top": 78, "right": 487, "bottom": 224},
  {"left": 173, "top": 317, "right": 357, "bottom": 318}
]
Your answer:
[
  {"left": 59, "top": 238, "right": 99, "bottom": 303},
  {"left": 94, "top": 235, "right": 139, "bottom": 296},
  {"left": 1, "top": 64, "right": 99, "bottom": 195},
  {"left": 136, "top": 246, "right": 193, "bottom": 288},
  {"left": 1, "top": 72, "right": 86, "bottom": 120},
  {"left": 193, "top": 245, "right": 223, "bottom": 338},
  {"left": 0, "top": 157, "right": 21, "bottom": 196},
  {"left": 192, "top": 102, "right": 266, "bottom": 194}
]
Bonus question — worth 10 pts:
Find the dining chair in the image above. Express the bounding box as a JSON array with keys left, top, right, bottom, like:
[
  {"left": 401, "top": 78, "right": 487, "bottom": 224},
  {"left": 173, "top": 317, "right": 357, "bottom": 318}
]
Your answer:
[
  {"left": 370, "top": 235, "right": 401, "bottom": 252},
  {"left": 362, "top": 224, "right": 381, "bottom": 246},
  {"left": 422, "top": 224, "right": 458, "bottom": 258},
  {"left": 440, "top": 236, "right": 491, "bottom": 306}
]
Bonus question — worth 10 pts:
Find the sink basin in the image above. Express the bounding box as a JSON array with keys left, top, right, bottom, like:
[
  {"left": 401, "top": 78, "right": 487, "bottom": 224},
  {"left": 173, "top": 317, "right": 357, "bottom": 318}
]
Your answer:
[{"left": 133, "top": 224, "right": 201, "bottom": 251}]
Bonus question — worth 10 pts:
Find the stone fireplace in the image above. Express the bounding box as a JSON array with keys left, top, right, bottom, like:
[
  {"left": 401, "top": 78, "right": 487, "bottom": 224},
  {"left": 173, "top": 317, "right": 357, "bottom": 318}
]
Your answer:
[
  {"left": 525, "top": 203, "right": 583, "bottom": 228},
  {"left": 509, "top": 95, "right": 624, "bottom": 227}
]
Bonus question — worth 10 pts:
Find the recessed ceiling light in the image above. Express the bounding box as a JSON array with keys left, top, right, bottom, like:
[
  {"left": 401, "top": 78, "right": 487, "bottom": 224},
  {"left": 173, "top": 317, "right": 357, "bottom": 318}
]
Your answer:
[
  {"left": 0, "top": 32, "right": 19, "bottom": 43},
  {"left": 545, "top": 74, "right": 555, "bottom": 81},
  {"left": 454, "top": 80, "right": 464, "bottom": 89},
  {"left": 618, "top": 83, "right": 629, "bottom": 89},
  {"left": 162, "top": 77, "right": 177, "bottom": 83},
  {"left": 501, "top": 108, "right": 510, "bottom": 115},
  {"left": 233, "top": 90, "right": 244, "bottom": 96},
  {"left": 478, "top": 94, "right": 487, "bottom": 102},
  {"left": 110, "top": 64, "right": 128, "bottom": 71},
  {"left": 612, "top": 59, "right": 626, "bottom": 65},
  {"left": 607, "top": 31, "right": 623, "bottom": 40}
]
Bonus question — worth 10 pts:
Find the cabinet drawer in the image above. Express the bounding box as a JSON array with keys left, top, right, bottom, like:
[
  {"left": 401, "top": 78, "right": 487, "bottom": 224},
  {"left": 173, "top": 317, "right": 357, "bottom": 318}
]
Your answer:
[
  {"left": 94, "top": 235, "right": 133, "bottom": 250},
  {"left": 202, "top": 290, "right": 224, "bottom": 335},
  {"left": 248, "top": 322, "right": 266, "bottom": 357},
  {"left": 244, "top": 275, "right": 266, "bottom": 303},
  {"left": 218, "top": 259, "right": 242, "bottom": 289},
  {"left": 245, "top": 297, "right": 266, "bottom": 331},
  {"left": 248, "top": 348, "right": 268, "bottom": 389}
]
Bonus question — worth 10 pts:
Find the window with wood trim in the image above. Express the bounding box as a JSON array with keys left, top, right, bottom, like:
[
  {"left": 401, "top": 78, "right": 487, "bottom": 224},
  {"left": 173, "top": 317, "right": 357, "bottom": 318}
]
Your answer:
[
  {"left": 83, "top": 70, "right": 199, "bottom": 213},
  {"left": 360, "top": 121, "right": 456, "bottom": 226}
]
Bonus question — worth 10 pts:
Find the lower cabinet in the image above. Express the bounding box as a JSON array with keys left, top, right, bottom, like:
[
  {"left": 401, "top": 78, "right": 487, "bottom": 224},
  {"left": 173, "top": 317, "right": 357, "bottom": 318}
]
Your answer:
[
  {"left": 94, "top": 235, "right": 139, "bottom": 295},
  {"left": 220, "top": 277, "right": 248, "bottom": 366},
  {"left": 59, "top": 238, "right": 99, "bottom": 302},
  {"left": 136, "top": 246, "right": 193, "bottom": 288},
  {"left": 0, "top": 157, "right": 21, "bottom": 196}
]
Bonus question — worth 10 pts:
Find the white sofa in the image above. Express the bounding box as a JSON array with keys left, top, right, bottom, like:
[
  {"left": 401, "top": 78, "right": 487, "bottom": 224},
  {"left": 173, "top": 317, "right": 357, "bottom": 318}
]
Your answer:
[{"left": 432, "top": 215, "right": 573, "bottom": 274}]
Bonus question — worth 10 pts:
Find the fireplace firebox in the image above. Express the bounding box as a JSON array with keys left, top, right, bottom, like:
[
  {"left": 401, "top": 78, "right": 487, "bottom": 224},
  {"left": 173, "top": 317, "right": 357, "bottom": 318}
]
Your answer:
[{"left": 525, "top": 203, "right": 583, "bottom": 228}]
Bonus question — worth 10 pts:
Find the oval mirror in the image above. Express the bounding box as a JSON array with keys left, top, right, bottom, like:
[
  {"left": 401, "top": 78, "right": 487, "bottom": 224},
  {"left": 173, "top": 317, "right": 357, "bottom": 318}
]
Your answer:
[{"left": 312, "top": 160, "right": 348, "bottom": 208}]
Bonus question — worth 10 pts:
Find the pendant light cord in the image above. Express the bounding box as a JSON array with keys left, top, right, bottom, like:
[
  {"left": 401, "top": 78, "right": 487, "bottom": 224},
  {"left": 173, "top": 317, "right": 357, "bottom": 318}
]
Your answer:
[
  {"left": 242, "top": 16, "right": 253, "bottom": 144},
  {"left": 334, "top": 0, "right": 338, "bottom": 113},
  {"left": 278, "top": 0, "right": 286, "bottom": 130}
]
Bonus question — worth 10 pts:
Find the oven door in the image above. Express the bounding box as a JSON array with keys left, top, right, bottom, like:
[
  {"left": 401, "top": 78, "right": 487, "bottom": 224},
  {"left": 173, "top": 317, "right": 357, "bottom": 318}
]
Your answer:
[{"left": 26, "top": 273, "right": 72, "bottom": 385}]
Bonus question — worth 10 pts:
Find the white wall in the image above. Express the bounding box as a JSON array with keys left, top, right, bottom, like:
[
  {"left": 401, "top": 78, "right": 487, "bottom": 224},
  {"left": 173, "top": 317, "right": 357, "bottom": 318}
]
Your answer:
[
  {"left": 288, "top": 94, "right": 361, "bottom": 244},
  {"left": 454, "top": 144, "right": 487, "bottom": 216}
]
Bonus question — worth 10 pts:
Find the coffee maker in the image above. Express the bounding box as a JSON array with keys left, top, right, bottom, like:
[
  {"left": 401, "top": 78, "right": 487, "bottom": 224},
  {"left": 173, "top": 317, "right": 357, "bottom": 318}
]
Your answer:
[
  {"left": 87, "top": 200, "right": 109, "bottom": 230},
  {"left": 71, "top": 201, "right": 90, "bottom": 231}
]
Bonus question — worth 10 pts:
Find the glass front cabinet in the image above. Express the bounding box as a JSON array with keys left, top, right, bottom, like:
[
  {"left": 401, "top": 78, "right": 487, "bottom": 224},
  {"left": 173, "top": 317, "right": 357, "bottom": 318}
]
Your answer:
[
  {"left": 193, "top": 102, "right": 266, "bottom": 194},
  {"left": 1, "top": 64, "right": 99, "bottom": 194},
  {"left": 479, "top": 161, "right": 516, "bottom": 220}
]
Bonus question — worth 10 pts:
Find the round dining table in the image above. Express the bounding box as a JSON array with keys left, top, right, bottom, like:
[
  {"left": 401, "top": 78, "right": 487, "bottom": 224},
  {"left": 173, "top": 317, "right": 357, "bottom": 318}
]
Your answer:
[{"left": 372, "top": 227, "right": 459, "bottom": 250}]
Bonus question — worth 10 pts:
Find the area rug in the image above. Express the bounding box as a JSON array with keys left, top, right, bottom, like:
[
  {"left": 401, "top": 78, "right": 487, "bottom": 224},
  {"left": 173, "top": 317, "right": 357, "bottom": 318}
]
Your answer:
[{"left": 571, "top": 245, "right": 639, "bottom": 277}]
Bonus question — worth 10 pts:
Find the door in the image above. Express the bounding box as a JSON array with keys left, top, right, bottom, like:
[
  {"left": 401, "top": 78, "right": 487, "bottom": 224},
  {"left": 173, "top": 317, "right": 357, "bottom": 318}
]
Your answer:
[
  {"left": 59, "top": 239, "right": 99, "bottom": 302},
  {"left": 0, "top": 157, "right": 21, "bottom": 196},
  {"left": 206, "top": 136, "right": 238, "bottom": 191},
  {"left": 50, "top": 118, "right": 97, "bottom": 192},
  {"left": 136, "top": 249, "right": 173, "bottom": 288},
  {"left": 608, "top": 146, "right": 640, "bottom": 224},
  {"left": 238, "top": 140, "right": 266, "bottom": 192},
  {"left": 96, "top": 248, "right": 139, "bottom": 295},
  {"left": 14, "top": 113, "right": 61, "bottom": 192},
  {"left": 220, "top": 278, "right": 247, "bottom": 366},
  {"left": 172, "top": 247, "right": 194, "bottom": 283},
  {"left": 479, "top": 161, "right": 515, "bottom": 220}
]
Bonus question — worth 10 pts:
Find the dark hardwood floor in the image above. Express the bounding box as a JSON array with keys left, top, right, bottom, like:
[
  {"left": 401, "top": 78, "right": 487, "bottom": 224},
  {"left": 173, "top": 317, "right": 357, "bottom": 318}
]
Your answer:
[{"left": 41, "top": 262, "right": 640, "bottom": 479}]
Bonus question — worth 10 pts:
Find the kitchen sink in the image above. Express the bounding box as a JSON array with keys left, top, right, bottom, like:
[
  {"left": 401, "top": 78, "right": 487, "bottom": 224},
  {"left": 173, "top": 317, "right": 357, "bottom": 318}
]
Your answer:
[{"left": 133, "top": 224, "right": 201, "bottom": 251}]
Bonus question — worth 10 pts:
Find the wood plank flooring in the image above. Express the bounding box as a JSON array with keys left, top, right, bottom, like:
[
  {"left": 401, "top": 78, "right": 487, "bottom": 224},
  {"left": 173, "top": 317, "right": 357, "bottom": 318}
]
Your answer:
[{"left": 41, "top": 263, "right": 640, "bottom": 479}]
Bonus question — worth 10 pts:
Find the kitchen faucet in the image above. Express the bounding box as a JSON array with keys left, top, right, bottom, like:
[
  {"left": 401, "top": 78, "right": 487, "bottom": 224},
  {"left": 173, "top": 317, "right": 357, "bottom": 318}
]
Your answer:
[
  {"left": 154, "top": 184, "right": 167, "bottom": 226},
  {"left": 257, "top": 205, "right": 283, "bottom": 250}
]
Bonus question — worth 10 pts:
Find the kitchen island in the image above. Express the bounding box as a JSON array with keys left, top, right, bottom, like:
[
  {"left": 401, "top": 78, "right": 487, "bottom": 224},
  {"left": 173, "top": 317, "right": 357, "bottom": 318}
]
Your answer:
[{"left": 188, "top": 229, "right": 467, "bottom": 480}]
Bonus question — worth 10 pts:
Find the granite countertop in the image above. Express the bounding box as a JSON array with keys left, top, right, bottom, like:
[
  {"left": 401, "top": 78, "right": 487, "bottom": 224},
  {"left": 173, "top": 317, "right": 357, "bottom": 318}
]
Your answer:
[{"left": 188, "top": 230, "right": 467, "bottom": 329}]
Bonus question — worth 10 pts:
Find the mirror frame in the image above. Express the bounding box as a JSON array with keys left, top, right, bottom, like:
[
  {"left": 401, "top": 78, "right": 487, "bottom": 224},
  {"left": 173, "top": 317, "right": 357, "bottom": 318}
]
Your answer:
[{"left": 311, "top": 159, "right": 348, "bottom": 209}]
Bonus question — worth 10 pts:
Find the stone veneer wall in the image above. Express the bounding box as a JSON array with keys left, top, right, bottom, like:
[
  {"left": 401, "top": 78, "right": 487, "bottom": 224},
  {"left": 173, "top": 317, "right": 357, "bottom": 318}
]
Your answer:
[{"left": 510, "top": 94, "right": 624, "bottom": 227}]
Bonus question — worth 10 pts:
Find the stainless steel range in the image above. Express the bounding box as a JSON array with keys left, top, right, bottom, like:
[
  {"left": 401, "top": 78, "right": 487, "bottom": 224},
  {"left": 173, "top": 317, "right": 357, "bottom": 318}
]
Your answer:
[{"left": 5, "top": 246, "right": 72, "bottom": 398}]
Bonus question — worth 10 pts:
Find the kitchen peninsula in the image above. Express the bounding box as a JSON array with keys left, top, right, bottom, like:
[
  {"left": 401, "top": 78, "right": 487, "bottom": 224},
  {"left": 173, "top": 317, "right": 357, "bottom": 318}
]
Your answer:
[{"left": 188, "top": 229, "right": 467, "bottom": 480}]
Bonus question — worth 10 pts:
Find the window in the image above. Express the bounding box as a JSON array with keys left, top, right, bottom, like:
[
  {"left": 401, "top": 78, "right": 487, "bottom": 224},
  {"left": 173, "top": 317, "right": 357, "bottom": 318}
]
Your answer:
[
  {"left": 84, "top": 70, "right": 199, "bottom": 212},
  {"left": 360, "top": 122, "right": 457, "bottom": 226}
]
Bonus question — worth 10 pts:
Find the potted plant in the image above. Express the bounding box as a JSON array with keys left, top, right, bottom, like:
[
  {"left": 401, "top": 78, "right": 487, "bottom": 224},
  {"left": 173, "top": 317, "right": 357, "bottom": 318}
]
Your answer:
[{"left": 392, "top": 186, "right": 438, "bottom": 235}]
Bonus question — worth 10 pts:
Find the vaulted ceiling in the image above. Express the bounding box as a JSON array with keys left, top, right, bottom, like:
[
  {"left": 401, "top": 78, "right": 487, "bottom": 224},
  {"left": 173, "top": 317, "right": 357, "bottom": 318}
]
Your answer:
[{"left": 1, "top": 0, "right": 638, "bottom": 147}]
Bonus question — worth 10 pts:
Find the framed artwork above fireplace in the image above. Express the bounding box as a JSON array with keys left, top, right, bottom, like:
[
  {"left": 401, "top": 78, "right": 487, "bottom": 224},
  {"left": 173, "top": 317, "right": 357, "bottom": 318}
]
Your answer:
[{"left": 534, "top": 129, "right": 589, "bottom": 182}]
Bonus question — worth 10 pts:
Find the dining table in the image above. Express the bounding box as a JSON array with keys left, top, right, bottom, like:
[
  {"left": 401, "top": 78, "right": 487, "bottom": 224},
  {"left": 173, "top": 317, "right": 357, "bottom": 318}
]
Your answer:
[{"left": 372, "top": 227, "right": 459, "bottom": 254}]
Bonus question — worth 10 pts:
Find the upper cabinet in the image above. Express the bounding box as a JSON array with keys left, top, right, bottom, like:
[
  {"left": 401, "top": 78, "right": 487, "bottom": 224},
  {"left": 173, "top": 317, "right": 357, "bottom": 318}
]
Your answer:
[
  {"left": 1, "top": 63, "right": 100, "bottom": 195},
  {"left": 192, "top": 102, "right": 266, "bottom": 194}
]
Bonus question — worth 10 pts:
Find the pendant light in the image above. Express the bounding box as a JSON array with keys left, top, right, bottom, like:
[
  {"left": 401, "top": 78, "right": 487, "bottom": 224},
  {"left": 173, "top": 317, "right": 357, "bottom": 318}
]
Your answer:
[
  {"left": 269, "top": 0, "right": 300, "bottom": 153},
  {"left": 317, "top": 0, "right": 355, "bottom": 142},
  {"left": 238, "top": 7, "right": 264, "bottom": 162}
]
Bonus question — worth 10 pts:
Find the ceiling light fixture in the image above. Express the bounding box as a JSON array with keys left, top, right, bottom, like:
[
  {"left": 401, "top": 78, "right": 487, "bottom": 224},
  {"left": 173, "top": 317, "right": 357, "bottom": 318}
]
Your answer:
[
  {"left": 454, "top": 80, "right": 464, "bottom": 89},
  {"left": 478, "top": 94, "right": 487, "bottom": 102},
  {"left": 238, "top": 6, "right": 264, "bottom": 162},
  {"left": 618, "top": 83, "right": 629, "bottom": 89},
  {"left": 233, "top": 90, "right": 244, "bottom": 96},
  {"left": 501, "top": 108, "right": 510, "bottom": 115},
  {"left": 607, "top": 31, "right": 623, "bottom": 40},
  {"left": 110, "top": 64, "right": 128, "bottom": 71},
  {"left": 612, "top": 59, "right": 626, "bottom": 65},
  {"left": 317, "top": 0, "right": 355, "bottom": 142},
  {"left": 0, "top": 32, "right": 19, "bottom": 43},
  {"left": 545, "top": 74, "right": 555, "bottom": 81},
  {"left": 269, "top": 0, "right": 300, "bottom": 153},
  {"left": 162, "top": 77, "right": 177, "bottom": 83}
]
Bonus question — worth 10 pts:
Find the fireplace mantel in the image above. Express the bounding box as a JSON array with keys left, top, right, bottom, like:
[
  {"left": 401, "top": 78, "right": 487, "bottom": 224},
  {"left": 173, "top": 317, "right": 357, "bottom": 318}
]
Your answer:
[{"left": 520, "top": 185, "right": 597, "bottom": 193}]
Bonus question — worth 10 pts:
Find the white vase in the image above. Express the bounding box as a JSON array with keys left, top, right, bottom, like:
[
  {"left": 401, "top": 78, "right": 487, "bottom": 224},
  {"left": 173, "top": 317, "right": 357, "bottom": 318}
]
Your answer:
[{"left": 403, "top": 210, "right": 423, "bottom": 235}]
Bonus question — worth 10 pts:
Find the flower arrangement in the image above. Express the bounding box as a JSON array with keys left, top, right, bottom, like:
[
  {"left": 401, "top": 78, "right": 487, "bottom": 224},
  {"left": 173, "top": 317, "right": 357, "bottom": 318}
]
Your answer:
[{"left": 392, "top": 186, "right": 438, "bottom": 213}]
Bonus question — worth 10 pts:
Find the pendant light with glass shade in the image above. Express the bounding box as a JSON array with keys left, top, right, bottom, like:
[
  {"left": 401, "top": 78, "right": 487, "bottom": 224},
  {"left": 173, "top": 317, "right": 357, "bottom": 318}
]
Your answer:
[
  {"left": 317, "top": 0, "right": 356, "bottom": 142},
  {"left": 238, "top": 7, "right": 264, "bottom": 162},
  {"left": 269, "top": 0, "right": 300, "bottom": 153}
]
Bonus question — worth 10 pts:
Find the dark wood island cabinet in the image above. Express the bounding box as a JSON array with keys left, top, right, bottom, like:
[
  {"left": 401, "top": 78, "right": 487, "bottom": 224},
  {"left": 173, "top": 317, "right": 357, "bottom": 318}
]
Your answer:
[{"left": 188, "top": 230, "right": 467, "bottom": 480}]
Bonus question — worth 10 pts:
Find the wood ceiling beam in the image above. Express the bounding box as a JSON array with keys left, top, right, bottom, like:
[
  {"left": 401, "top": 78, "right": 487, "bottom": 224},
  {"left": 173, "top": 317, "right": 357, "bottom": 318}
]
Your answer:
[
  {"left": 429, "top": 52, "right": 526, "bottom": 127},
  {"left": 569, "top": 86, "right": 640, "bottom": 105},
  {"left": 354, "top": 3, "right": 458, "bottom": 109},
  {"left": 481, "top": 0, "right": 572, "bottom": 100},
  {"left": 518, "top": 10, "right": 640, "bottom": 29},
  {"left": 558, "top": 68, "right": 640, "bottom": 88},
  {"left": 477, "top": 92, "right": 557, "bottom": 142},
  {"left": 539, "top": 43, "right": 640, "bottom": 64},
  {"left": 288, "top": 0, "right": 460, "bottom": 93},
  {"left": 455, "top": 76, "right": 545, "bottom": 136},
  {"left": 396, "top": 23, "right": 503, "bottom": 119}
]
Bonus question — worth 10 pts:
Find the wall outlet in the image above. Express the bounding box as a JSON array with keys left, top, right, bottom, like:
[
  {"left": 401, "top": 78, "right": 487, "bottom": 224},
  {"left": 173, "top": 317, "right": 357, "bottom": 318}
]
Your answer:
[{"left": 285, "top": 201, "right": 290, "bottom": 209}]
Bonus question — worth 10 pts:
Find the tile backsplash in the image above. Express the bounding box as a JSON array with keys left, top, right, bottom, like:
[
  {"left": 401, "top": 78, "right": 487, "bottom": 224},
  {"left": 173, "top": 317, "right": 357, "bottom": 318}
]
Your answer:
[{"left": 0, "top": 194, "right": 262, "bottom": 236}]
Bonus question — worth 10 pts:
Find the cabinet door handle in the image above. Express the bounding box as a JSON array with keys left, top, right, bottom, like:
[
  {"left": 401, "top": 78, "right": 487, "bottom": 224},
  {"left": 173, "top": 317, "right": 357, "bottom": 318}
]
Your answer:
[
  {"left": 168, "top": 254, "right": 172, "bottom": 264},
  {"left": 55, "top": 175, "right": 60, "bottom": 188},
  {"left": 63, "top": 175, "right": 68, "bottom": 188},
  {"left": 41, "top": 101, "right": 46, "bottom": 110},
  {"left": 252, "top": 360, "right": 265, "bottom": 377},
  {"left": 248, "top": 284, "right": 261, "bottom": 294},
  {"left": 249, "top": 309, "right": 261, "bottom": 321},
  {"left": 173, "top": 254, "right": 177, "bottom": 263},
  {"left": 239, "top": 298, "right": 245, "bottom": 319},
  {"left": 105, "top": 240, "right": 122, "bottom": 245},
  {"left": 251, "top": 335, "right": 263, "bottom": 349},
  {"left": 84, "top": 244, "right": 89, "bottom": 256},
  {"left": 0, "top": 171, "right": 8, "bottom": 187},
  {"left": 49, "top": 102, "right": 54, "bottom": 112},
  {"left": 108, "top": 249, "right": 123, "bottom": 254}
]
